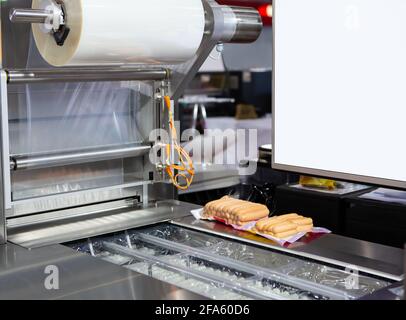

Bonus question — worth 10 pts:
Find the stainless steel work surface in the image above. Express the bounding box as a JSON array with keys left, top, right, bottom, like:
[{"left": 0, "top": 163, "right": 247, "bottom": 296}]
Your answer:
[
  {"left": 0, "top": 242, "right": 205, "bottom": 300},
  {"left": 359, "top": 282, "right": 404, "bottom": 300},
  {"left": 8, "top": 200, "right": 200, "bottom": 249},
  {"left": 172, "top": 216, "right": 404, "bottom": 281},
  {"left": 294, "top": 234, "right": 403, "bottom": 280}
]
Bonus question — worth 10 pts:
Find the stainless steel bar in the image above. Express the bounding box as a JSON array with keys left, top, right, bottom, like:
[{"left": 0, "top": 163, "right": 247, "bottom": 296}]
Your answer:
[
  {"left": 11, "top": 144, "right": 151, "bottom": 171},
  {"left": 6, "top": 68, "right": 169, "bottom": 84},
  {"left": 0, "top": 71, "right": 12, "bottom": 244},
  {"left": 9, "top": 9, "right": 53, "bottom": 24},
  {"left": 102, "top": 241, "right": 277, "bottom": 300},
  {"left": 134, "top": 232, "right": 349, "bottom": 300},
  {"left": 0, "top": 73, "right": 6, "bottom": 243}
]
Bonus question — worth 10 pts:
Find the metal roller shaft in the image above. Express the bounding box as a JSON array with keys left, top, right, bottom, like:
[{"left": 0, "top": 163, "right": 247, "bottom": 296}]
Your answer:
[
  {"left": 9, "top": 8, "right": 54, "bottom": 24},
  {"left": 6, "top": 68, "right": 169, "bottom": 84},
  {"left": 11, "top": 144, "right": 152, "bottom": 171},
  {"left": 229, "top": 6, "right": 264, "bottom": 43},
  {"left": 211, "top": 4, "right": 263, "bottom": 44}
]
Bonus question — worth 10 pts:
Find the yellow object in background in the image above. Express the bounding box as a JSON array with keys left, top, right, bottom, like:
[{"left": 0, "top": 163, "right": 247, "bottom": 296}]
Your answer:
[
  {"left": 235, "top": 104, "right": 258, "bottom": 120},
  {"left": 299, "top": 176, "right": 336, "bottom": 190}
]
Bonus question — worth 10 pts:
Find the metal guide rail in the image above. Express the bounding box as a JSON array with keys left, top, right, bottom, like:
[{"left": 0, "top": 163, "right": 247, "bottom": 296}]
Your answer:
[
  {"left": 10, "top": 143, "right": 151, "bottom": 171},
  {"left": 6, "top": 68, "right": 169, "bottom": 84},
  {"left": 66, "top": 223, "right": 393, "bottom": 300}
]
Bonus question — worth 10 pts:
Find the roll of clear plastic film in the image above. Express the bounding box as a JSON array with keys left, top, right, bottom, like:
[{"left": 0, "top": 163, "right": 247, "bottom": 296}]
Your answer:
[{"left": 31, "top": 0, "right": 206, "bottom": 66}]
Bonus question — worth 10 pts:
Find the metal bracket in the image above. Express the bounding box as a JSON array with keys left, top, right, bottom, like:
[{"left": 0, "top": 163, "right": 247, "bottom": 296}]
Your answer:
[{"left": 168, "top": 0, "right": 262, "bottom": 101}]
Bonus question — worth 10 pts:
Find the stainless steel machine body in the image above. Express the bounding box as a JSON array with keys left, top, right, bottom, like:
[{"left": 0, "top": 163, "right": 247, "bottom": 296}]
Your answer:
[
  {"left": 0, "top": 0, "right": 404, "bottom": 301},
  {"left": 0, "top": 0, "right": 262, "bottom": 245}
]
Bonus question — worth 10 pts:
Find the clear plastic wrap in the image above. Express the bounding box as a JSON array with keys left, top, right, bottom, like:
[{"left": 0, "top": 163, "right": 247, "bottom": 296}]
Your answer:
[
  {"left": 279, "top": 260, "right": 390, "bottom": 298},
  {"left": 9, "top": 81, "right": 144, "bottom": 155},
  {"left": 291, "top": 181, "right": 370, "bottom": 195},
  {"left": 16, "top": 32, "right": 148, "bottom": 154},
  {"left": 102, "top": 239, "right": 253, "bottom": 300},
  {"left": 8, "top": 35, "right": 155, "bottom": 200},
  {"left": 66, "top": 223, "right": 392, "bottom": 300},
  {"left": 137, "top": 224, "right": 223, "bottom": 249},
  {"left": 139, "top": 224, "right": 294, "bottom": 269},
  {"left": 133, "top": 224, "right": 391, "bottom": 298}
]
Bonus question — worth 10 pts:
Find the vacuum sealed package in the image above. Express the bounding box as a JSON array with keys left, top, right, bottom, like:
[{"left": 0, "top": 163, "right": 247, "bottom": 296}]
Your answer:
[
  {"left": 299, "top": 176, "right": 337, "bottom": 190},
  {"left": 191, "top": 196, "right": 330, "bottom": 246},
  {"left": 252, "top": 215, "right": 330, "bottom": 246}
]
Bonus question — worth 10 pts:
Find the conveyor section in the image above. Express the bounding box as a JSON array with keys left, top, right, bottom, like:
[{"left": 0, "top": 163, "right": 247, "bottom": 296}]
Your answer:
[{"left": 66, "top": 223, "right": 393, "bottom": 300}]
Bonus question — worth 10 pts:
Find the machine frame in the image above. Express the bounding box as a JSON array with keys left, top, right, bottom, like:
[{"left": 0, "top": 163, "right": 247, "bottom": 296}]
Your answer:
[{"left": 0, "top": 0, "right": 262, "bottom": 245}]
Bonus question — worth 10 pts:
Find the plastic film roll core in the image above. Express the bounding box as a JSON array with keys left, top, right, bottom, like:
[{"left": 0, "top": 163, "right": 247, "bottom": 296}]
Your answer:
[{"left": 32, "top": 0, "right": 206, "bottom": 67}]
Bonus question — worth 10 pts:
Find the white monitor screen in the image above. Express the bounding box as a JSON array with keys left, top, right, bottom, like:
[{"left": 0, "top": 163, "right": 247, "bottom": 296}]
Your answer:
[{"left": 273, "top": 0, "right": 406, "bottom": 189}]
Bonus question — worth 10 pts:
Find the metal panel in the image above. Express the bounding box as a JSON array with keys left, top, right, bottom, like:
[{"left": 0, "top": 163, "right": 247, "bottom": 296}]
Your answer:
[
  {"left": 0, "top": 71, "right": 3, "bottom": 242},
  {"left": 8, "top": 199, "right": 138, "bottom": 230},
  {"left": 1, "top": 0, "right": 32, "bottom": 69},
  {"left": 9, "top": 183, "right": 145, "bottom": 218},
  {"left": 0, "top": 71, "right": 12, "bottom": 243},
  {"left": 8, "top": 200, "right": 199, "bottom": 248}
]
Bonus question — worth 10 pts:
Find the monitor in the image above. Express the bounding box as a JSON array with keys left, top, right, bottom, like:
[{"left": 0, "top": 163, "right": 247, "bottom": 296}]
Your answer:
[{"left": 273, "top": 0, "right": 406, "bottom": 189}]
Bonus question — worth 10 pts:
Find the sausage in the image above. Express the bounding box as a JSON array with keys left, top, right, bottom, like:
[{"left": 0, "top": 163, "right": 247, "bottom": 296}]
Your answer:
[
  {"left": 209, "top": 198, "right": 237, "bottom": 217},
  {"left": 273, "top": 229, "right": 300, "bottom": 239},
  {"left": 224, "top": 201, "right": 251, "bottom": 215},
  {"left": 256, "top": 218, "right": 273, "bottom": 230},
  {"left": 263, "top": 217, "right": 288, "bottom": 231},
  {"left": 215, "top": 198, "right": 239, "bottom": 213},
  {"left": 271, "top": 222, "right": 297, "bottom": 234},
  {"left": 291, "top": 218, "right": 313, "bottom": 226},
  {"left": 204, "top": 198, "right": 228, "bottom": 216},
  {"left": 237, "top": 208, "right": 269, "bottom": 222},
  {"left": 277, "top": 213, "right": 300, "bottom": 221},
  {"left": 296, "top": 224, "right": 313, "bottom": 233}
]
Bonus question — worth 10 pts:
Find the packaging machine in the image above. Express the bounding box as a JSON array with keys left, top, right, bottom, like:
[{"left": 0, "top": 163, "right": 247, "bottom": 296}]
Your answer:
[{"left": 0, "top": 0, "right": 404, "bottom": 300}]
